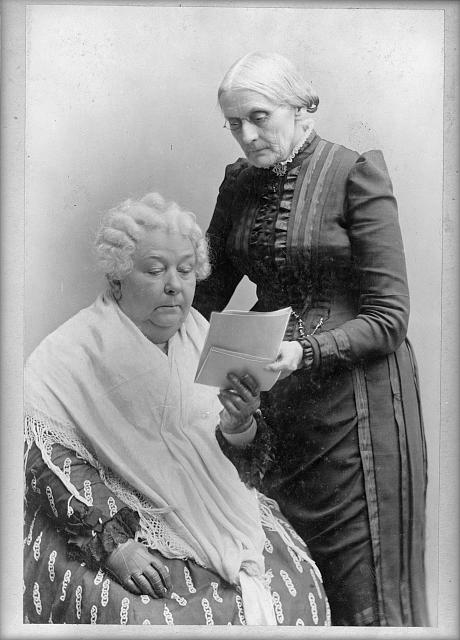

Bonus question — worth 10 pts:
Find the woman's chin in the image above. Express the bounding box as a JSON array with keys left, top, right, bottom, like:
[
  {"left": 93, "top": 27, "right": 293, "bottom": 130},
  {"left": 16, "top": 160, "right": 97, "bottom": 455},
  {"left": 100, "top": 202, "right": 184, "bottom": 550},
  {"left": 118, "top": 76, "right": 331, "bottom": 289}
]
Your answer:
[
  {"left": 248, "top": 157, "right": 275, "bottom": 169},
  {"left": 246, "top": 150, "right": 278, "bottom": 168},
  {"left": 149, "top": 314, "right": 183, "bottom": 330}
]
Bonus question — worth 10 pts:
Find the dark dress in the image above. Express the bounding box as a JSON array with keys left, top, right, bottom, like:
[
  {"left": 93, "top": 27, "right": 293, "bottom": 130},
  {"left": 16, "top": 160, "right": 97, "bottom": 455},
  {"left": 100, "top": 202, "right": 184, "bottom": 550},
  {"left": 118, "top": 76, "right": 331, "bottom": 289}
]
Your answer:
[
  {"left": 194, "top": 132, "right": 429, "bottom": 626},
  {"left": 23, "top": 438, "right": 330, "bottom": 625}
]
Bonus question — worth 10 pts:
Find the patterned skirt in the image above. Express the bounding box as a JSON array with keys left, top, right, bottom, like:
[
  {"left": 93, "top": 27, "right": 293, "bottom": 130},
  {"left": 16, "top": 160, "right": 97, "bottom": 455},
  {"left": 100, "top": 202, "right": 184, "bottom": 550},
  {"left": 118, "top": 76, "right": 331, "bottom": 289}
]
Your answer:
[{"left": 24, "top": 501, "right": 330, "bottom": 626}]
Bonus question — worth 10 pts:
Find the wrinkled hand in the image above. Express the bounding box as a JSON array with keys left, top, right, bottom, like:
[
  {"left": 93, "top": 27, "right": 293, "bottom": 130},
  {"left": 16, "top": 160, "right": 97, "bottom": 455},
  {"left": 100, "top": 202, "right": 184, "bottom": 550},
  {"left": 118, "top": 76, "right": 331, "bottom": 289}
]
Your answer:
[
  {"left": 105, "top": 539, "right": 172, "bottom": 598},
  {"left": 264, "top": 341, "right": 303, "bottom": 380},
  {"left": 218, "top": 372, "right": 260, "bottom": 434}
]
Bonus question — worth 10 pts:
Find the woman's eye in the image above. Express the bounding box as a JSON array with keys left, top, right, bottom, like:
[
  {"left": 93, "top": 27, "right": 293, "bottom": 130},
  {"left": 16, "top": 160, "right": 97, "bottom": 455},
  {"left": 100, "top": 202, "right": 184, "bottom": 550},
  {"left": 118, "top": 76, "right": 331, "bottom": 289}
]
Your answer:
[
  {"left": 252, "top": 113, "right": 269, "bottom": 123},
  {"left": 179, "top": 265, "right": 194, "bottom": 274},
  {"left": 148, "top": 268, "right": 164, "bottom": 275}
]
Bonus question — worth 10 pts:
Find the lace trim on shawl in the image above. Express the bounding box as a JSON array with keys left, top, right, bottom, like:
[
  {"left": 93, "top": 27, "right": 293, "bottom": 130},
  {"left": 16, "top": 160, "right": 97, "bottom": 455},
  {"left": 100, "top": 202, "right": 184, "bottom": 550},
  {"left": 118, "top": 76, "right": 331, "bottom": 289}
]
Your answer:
[
  {"left": 24, "top": 404, "right": 206, "bottom": 566},
  {"left": 257, "top": 493, "right": 323, "bottom": 583}
]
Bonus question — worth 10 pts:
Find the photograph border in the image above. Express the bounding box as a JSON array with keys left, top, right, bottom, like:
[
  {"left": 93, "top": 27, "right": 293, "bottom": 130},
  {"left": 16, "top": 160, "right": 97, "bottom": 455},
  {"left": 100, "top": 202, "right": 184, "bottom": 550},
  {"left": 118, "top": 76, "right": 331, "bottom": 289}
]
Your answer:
[{"left": 1, "top": 1, "right": 458, "bottom": 638}]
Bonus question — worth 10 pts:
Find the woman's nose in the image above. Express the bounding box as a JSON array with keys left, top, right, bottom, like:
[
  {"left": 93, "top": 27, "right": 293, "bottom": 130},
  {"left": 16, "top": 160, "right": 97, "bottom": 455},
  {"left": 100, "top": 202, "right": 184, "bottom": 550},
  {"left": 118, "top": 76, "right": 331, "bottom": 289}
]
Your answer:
[
  {"left": 164, "top": 269, "right": 181, "bottom": 294},
  {"left": 239, "top": 120, "right": 259, "bottom": 144}
]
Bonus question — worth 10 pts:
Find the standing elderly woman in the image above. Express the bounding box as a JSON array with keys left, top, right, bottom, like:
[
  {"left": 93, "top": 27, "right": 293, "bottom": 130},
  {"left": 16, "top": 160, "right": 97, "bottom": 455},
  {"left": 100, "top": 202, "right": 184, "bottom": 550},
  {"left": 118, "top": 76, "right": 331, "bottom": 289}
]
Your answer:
[
  {"left": 23, "top": 192, "right": 329, "bottom": 626},
  {"left": 194, "top": 51, "right": 429, "bottom": 626}
]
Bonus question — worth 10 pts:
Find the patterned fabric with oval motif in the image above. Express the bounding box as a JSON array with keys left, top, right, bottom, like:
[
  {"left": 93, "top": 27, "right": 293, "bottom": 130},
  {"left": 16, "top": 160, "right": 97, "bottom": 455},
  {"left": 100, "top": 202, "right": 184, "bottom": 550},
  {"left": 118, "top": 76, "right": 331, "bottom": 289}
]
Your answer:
[
  {"left": 24, "top": 439, "right": 329, "bottom": 625},
  {"left": 24, "top": 505, "right": 330, "bottom": 625},
  {"left": 23, "top": 444, "right": 330, "bottom": 626}
]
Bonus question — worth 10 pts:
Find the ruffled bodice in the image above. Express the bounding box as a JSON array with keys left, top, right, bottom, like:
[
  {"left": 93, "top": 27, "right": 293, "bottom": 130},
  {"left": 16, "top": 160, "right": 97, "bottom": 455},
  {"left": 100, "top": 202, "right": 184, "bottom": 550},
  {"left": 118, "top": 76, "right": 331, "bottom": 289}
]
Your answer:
[
  {"left": 224, "top": 133, "right": 321, "bottom": 315},
  {"left": 247, "top": 164, "right": 304, "bottom": 309}
]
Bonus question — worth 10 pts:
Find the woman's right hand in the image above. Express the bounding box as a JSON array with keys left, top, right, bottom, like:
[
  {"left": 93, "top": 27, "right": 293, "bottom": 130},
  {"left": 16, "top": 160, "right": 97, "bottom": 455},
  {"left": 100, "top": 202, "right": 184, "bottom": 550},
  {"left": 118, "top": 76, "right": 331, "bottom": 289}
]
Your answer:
[
  {"left": 264, "top": 340, "right": 303, "bottom": 379},
  {"left": 105, "top": 539, "right": 172, "bottom": 598},
  {"left": 218, "top": 372, "right": 260, "bottom": 434}
]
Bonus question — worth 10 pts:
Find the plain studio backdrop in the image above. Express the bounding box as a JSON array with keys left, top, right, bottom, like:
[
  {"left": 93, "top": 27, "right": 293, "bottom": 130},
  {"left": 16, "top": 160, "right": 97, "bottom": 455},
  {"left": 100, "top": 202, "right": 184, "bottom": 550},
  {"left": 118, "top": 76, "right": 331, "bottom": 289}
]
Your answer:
[{"left": 24, "top": 3, "right": 443, "bottom": 627}]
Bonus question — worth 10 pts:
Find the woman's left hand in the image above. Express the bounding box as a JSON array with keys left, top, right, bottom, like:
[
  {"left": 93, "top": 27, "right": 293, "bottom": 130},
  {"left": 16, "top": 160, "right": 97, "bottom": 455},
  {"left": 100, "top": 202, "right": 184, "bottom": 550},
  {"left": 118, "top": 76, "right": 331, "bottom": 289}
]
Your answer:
[
  {"left": 265, "top": 341, "right": 303, "bottom": 380},
  {"left": 105, "top": 539, "right": 172, "bottom": 598}
]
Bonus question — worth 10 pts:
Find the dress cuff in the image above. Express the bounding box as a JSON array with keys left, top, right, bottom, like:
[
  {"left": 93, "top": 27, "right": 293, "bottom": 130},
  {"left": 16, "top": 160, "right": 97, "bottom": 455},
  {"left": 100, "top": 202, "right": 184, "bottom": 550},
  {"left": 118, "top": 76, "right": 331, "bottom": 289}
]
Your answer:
[
  {"left": 307, "top": 328, "right": 354, "bottom": 374},
  {"left": 67, "top": 507, "right": 139, "bottom": 567},
  {"left": 220, "top": 416, "right": 258, "bottom": 448},
  {"left": 296, "top": 338, "right": 316, "bottom": 370},
  {"left": 215, "top": 411, "right": 277, "bottom": 490}
]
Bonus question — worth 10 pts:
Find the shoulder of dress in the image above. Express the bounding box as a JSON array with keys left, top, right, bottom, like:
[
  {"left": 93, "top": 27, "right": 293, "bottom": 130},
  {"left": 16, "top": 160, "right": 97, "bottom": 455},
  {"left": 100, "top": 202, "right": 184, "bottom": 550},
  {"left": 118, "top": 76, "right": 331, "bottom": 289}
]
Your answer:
[
  {"left": 324, "top": 138, "right": 360, "bottom": 163},
  {"left": 348, "top": 149, "right": 392, "bottom": 187},
  {"left": 227, "top": 156, "right": 250, "bottom": 170},
  {"left": 224, "top": 157, "right": 251, "bottom": 180},
  {"left": 321, "top": 138, "right": 387, "bottom": 168},
  {"left": 299, "top": 137, "right": 361, "bottom": 182},
  {"left": 354, "top": 148, "right": 387, "bottom": 167}
]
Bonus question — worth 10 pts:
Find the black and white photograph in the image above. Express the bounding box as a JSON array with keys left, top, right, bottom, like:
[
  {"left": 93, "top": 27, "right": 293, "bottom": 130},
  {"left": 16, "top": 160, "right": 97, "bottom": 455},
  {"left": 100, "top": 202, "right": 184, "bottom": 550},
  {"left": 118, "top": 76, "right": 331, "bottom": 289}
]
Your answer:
[{"left": 1, "top": 0, "right": 458, "bottom": 637}]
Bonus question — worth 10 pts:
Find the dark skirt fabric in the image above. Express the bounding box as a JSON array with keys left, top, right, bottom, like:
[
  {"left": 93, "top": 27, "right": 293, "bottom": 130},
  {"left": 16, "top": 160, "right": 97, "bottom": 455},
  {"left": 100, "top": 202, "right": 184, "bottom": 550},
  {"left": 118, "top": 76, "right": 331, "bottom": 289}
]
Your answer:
[
  {"left": 24, "top": 501, "right": 330, "bottom": 626},
  {"left": 260, "top": 339, "right": 428, "bottom": 626}
]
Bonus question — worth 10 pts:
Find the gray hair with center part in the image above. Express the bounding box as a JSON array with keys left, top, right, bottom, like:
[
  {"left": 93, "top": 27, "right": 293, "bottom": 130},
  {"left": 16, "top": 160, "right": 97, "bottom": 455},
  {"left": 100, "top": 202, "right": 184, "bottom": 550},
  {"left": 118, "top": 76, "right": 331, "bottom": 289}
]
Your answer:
[{"left": 218, "top": 51, "right": 319, "bottom": 113}]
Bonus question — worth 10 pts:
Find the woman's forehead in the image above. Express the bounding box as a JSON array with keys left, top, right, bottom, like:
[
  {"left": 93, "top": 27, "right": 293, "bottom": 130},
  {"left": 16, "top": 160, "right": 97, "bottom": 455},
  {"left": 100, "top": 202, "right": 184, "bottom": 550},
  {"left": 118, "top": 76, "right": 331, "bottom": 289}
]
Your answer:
[
  {"left": 135, "top": 228, "right": 194, "bottom": 259},
  {"left": 220, "top": 89, "right": 276, "bottom": 116}
]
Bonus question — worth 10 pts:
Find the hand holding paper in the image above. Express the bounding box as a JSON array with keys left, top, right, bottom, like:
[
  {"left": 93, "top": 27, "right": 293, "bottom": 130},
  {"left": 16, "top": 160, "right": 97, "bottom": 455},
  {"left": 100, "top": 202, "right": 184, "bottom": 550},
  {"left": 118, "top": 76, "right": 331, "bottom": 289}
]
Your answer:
[
  {"left": 264, "top": 340, "right": 304, "bottom": 380},
  {"left": 218, "top": 372, "right": 260, "bottom": 434},
  {"left": 195, "top": 307, "right": 292, "bottom": 391}
]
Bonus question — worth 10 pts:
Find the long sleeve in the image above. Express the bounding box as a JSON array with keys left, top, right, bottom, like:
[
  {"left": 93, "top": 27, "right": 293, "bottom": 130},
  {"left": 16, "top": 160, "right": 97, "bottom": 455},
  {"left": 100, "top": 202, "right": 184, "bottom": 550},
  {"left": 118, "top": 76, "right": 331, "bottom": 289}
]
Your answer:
[
  {"left": 194, "top": 159, "right": 247, "bottom": 319},
  {"left": 215, "top": 411, "right": 277, "bottom": 490},
  {"left": 307, "top": 150, "right": 410, "bottom": 373},
  {"left": 25, "top": 441, "right": 139, "bottom": 566}
]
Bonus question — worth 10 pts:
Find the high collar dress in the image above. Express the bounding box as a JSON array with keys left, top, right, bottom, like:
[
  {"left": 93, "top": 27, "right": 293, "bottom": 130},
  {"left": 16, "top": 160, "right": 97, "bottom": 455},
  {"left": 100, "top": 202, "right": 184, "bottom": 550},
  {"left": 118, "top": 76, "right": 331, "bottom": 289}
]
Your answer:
[{"left": 194, "top": 132, "right": 429, "bottom": 626}]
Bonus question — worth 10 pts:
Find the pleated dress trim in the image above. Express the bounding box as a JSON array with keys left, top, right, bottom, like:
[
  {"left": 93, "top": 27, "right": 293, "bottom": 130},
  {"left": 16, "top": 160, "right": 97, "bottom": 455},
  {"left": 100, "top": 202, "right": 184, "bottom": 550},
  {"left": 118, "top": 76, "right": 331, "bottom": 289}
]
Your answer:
[
  {"left": 387, "top": 352, "right": 411, "bottom": 624},
  {"left": 391, "top": 343, "right": 429, "bottom": 626},
  {"left": 351, "top": 364, "right": 386, "bottom": 625}
]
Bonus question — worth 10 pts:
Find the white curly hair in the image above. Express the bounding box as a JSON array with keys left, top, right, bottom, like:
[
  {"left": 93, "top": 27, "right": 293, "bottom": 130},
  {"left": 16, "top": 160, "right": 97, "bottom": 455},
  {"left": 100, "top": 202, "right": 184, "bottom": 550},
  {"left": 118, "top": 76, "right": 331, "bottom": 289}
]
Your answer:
[{"left": 94, "top": 192, "right": 210, "bottom": 282}]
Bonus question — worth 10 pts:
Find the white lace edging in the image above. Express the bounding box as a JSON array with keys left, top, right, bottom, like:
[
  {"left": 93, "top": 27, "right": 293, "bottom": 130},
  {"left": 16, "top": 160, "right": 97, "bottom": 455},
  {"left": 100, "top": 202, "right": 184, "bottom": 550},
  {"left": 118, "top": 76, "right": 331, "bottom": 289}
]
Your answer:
[
  {"left": 257, "top": 492, "right": 323, "bottom": 583},
  {"left": 24, "top": 404, "right": 206, "bottom": 566}
]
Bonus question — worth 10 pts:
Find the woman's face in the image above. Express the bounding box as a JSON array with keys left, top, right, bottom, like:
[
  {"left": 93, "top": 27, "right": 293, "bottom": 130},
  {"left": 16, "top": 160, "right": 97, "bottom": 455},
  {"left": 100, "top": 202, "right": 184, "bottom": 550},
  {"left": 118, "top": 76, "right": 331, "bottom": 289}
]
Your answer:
[
  {"left": 219, "top": 89, "right": 305, "bottom": 168},
  {"left": 118, "top": 228, "right": 196, "bottom": 343}
]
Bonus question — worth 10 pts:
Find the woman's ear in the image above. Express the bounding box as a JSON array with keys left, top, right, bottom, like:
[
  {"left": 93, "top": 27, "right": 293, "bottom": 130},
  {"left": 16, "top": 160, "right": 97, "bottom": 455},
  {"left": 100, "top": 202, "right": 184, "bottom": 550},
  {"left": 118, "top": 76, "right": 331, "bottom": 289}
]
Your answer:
[
  {"left": 295, "top": 106, "right": 315, "bottom": 133},
  {"left": 294, "top": 105, "right": 308, "bottom": 123}
]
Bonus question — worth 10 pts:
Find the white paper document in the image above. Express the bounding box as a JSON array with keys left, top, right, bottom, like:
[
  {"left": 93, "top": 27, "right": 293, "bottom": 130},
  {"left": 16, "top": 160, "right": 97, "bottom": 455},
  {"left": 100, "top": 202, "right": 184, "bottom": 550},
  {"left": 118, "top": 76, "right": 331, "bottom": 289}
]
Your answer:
[{"left": 195, "top": 307, "right": 292, "bottom": 391}]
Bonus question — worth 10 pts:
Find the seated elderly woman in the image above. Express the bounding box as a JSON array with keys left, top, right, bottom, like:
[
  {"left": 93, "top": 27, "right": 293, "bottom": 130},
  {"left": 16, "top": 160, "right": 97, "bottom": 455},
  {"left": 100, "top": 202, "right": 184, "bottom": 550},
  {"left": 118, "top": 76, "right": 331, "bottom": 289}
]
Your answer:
[{"left": 23, "top": 192, "right": 330, "bottom": 626}]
